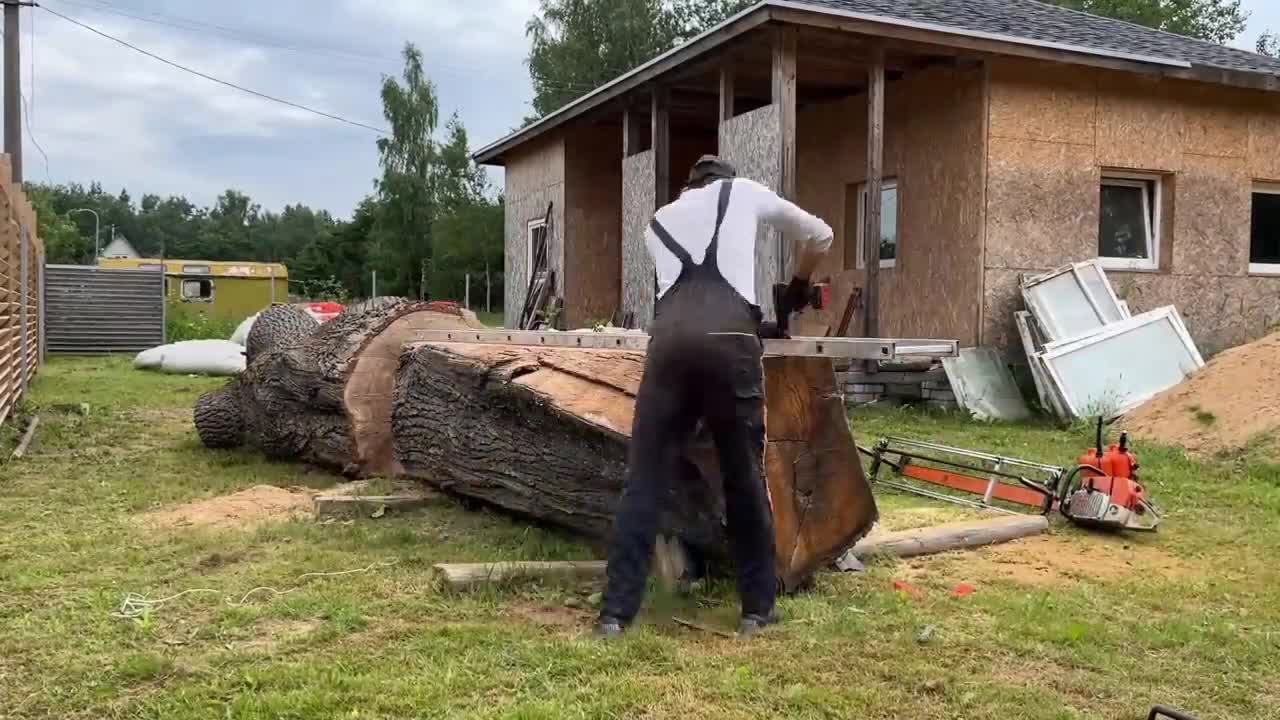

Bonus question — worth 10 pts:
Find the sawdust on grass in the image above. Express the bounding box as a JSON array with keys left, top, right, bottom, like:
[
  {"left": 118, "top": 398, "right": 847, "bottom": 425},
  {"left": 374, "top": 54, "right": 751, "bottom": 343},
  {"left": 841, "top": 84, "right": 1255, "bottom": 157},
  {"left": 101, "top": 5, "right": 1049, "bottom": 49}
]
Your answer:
[
  {"left": 140, "top": 485, "right": 317, "bottom": 531},
  {"left": 896, "top": 533, "right": 1194, "bottom": 588},
  {"left": 1123, "top": 331, "right": 1280, "bottom": 458}
]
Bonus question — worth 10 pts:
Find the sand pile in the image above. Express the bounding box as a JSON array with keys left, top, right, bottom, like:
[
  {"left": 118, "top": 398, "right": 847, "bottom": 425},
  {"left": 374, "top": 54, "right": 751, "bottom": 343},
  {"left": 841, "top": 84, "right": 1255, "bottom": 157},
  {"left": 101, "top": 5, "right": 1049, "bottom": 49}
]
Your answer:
[
  {"left": 141, "top": 485, "right": 316, "bottom": 530},
  {"left": 1123, "top": 330, "right": 1280, "bottom": 457}
]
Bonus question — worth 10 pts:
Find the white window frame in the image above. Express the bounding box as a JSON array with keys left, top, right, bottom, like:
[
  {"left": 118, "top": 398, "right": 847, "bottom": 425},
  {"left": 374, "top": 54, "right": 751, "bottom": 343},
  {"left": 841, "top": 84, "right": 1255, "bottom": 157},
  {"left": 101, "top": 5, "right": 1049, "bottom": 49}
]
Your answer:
[
  {"left": 180, "top": 277, "right": 214, "bottom": 303},
  {"left": 855, "top": 178, "right": 898, "bottom": 270},
  {"left": 1097, "top": 171, "right": 1161, "bottom": 272},
  {"left": 526, "top": 218, "right": 548, "bottom": 276},
  {"left": 1248, "top": 182, "right": 1280, "bottom": 276}
]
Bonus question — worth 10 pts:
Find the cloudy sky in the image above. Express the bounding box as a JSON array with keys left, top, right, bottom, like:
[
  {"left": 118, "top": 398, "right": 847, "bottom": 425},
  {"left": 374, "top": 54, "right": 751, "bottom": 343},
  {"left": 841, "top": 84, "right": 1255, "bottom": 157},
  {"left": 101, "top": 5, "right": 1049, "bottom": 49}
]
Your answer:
[{"left": 12, "top": 0, "right": 1280, "bottom": 219}]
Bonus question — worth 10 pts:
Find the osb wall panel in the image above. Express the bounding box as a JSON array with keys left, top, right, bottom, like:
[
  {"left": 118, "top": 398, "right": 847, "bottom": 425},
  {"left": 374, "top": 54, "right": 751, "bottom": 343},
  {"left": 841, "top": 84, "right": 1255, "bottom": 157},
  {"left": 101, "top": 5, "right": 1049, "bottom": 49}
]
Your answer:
[
  {"left": 503, "top": 135, "right": 566, "bottom": 328},
  {"left": 720, "top": 104, "right": 781, "bottom": 320},
  {"left": 983, "top": 58, "right": 1280, "bottom": 355},
  {"left": 984, "top": 138, "right": 1098, "bottom": 270},
  {"left": 621, "top": 150, "right": 656, "bottom": 328},
  {"left": 1172, "top": 153, "right": 1250, "bottom": 276},
  {"left": 1109, "top": 274, "right": 1280, "bottom": 356},
  {"left": 564, "top": 125, "right": 623, "bottom": 328},
  {"left": 795, "top": 65, "right": 986, "bottom": 345}
]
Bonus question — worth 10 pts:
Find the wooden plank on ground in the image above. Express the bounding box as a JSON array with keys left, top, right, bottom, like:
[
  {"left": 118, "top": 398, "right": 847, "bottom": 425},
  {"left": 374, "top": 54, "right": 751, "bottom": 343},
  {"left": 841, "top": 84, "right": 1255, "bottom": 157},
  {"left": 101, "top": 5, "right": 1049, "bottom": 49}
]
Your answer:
[
  {"left": 434, "top": 561, "right": 609, "bottom": 591},
  {"left": 847, "top": 515, "right": 1049, "bottom": 562},
  {"left": 313, "top": 494, "right": 438, "bottom": 519}
]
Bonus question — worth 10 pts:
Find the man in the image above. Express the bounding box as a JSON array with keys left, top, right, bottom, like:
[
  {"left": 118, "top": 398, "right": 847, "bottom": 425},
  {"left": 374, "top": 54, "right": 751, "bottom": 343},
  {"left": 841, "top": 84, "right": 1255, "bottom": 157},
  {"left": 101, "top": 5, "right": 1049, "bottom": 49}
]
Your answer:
[{"left": 596, "top": 155, "right": 834, "bottom": 638}]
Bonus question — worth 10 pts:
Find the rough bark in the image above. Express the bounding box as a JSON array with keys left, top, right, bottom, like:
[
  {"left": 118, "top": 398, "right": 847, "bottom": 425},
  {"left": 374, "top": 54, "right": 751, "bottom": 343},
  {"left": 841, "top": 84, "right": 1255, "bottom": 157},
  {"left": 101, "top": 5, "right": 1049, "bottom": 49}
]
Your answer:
[
  {"left": 193, "top": 383, "right": 244, "bottom": 449},
  {"left": 393, "top": 342, "right": 878, "bottom": 591},
  {"left": 245, "top": 304, "right": 319, "bottom": 363},
  {"left": 196, "top": 299, "right": 482, "bottom": 476}
]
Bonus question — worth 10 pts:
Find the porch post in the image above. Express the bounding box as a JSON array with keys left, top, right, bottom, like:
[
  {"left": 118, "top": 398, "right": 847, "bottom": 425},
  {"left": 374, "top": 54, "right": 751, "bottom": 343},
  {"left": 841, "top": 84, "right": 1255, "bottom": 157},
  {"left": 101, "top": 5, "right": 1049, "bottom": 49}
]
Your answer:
[
  {"left": 864, "top": 43, "right": 885, "bottom": 341},
  {"left": 651, "top": 86, "right": 670, "bottom": 208},
  {"left": 719, "top": 60, "right": 735, "bottom": 125},
  {"left": 773, "top": 26, "right": 798, "bottom": 275},
  {"left": 623, "top": 105, "right": 642, "bottom": 158}
]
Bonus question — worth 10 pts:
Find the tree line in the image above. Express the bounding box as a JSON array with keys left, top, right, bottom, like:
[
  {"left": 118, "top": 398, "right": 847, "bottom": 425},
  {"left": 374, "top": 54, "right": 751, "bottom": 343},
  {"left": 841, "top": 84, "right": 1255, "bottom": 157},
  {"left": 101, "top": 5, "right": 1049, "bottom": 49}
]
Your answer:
[
  {"left": 23, "top": 2, "right": 1274, "bottom": 308},
  {"left": 29, "top": 43, "right": 502, "bottom": 307}
]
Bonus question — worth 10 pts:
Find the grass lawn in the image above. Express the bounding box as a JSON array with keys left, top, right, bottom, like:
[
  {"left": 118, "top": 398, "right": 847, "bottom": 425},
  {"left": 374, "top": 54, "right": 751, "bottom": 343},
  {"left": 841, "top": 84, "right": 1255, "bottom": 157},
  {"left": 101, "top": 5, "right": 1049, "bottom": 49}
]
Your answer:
[{"left": 1, "top": 358, "right": 1278, "bottom": 719}]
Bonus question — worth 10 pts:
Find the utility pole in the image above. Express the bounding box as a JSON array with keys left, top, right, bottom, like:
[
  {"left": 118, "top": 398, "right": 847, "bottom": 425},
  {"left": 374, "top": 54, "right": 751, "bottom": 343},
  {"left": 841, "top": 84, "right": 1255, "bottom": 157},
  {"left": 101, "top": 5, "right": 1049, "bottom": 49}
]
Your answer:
[
  {"left": 70, "top": 208, "right": 100, "bottom": 259},
  {"left": 3, "top": 1, "right": 32, "bottom": 184}
]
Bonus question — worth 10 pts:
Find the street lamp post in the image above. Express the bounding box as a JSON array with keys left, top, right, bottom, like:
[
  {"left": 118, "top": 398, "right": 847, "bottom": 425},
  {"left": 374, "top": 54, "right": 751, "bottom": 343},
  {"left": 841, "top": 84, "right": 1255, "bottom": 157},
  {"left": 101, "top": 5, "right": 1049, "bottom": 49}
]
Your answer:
[{"left": 69, "top": 208, "right": 100, "bottom": 261}]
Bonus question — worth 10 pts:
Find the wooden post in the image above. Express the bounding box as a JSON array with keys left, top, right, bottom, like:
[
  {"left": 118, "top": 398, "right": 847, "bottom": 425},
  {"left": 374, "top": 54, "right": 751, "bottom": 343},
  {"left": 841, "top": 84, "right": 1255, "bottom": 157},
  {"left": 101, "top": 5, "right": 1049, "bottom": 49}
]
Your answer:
[
  {"left": 773, "top": 27, "right": 798, "bottom": 276},
  {"left": 623, "top": 106, "right": 642, "bottom": 158},
  {"left": 719, "top": 61, "right": 735, "bottom": 125},
  {"left": 864, "top": 44, "right": 885, "bottom": 345},
  {"left": 651, "top": 87, "right": 670, "bottom": 207}
]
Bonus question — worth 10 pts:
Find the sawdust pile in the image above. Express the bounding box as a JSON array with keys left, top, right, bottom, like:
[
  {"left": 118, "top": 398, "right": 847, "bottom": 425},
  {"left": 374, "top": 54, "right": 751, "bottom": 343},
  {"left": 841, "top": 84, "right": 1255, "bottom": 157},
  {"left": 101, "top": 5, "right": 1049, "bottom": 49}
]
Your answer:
[
  {"left": 1122, "top": 330, "right": 1280, "bottom": 457},
  {"left": 141, "top": 485, "right": 316, "bottom": 531}
]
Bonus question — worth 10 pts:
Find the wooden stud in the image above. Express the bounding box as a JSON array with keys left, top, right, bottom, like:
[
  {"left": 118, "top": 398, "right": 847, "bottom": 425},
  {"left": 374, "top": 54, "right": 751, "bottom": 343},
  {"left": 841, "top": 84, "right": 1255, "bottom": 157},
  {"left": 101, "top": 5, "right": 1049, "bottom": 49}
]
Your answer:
[
  {"left": 863, "top": 43, "right": 885, "bottom": 346},
  {"left": 773, "top": 27, "right": 799, "bottom": 276},
  {"left": 718, "top": 61, "right": 735, "bottom": 125},
  {"left": 651, "top": 86, "right": 671, "bottom": 207},
  {"left": 622, "top": 106, "right": 642, "bottom": 158}
]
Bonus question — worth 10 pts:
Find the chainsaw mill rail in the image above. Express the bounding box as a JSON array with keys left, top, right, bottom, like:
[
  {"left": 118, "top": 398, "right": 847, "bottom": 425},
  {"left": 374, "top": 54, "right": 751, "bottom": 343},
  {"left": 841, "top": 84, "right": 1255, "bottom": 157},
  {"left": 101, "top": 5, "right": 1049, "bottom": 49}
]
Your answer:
[{"left": 404, "top": 330, "right": 960, "bottom": 361}]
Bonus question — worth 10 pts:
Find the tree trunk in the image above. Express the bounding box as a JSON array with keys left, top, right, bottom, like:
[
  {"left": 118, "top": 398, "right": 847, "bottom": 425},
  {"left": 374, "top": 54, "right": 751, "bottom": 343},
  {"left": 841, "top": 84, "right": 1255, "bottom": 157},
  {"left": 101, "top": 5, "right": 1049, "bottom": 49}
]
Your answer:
[
  {"left": 393, "top": 342, "right": 878, "bottom": 591},
  {"left": 198, "top": 298, "right": 483, "bottom": 477}
]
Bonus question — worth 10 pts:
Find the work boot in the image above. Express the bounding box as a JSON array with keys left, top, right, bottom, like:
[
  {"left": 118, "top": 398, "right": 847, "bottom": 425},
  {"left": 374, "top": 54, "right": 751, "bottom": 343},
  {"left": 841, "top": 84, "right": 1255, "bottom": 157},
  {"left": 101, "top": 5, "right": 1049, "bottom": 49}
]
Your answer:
[
  {"left": 593, "top": 616, "right": 625, "bottom": 638},
  {"left": 736, "top": 610, "right": 779, "bottom": 639}
]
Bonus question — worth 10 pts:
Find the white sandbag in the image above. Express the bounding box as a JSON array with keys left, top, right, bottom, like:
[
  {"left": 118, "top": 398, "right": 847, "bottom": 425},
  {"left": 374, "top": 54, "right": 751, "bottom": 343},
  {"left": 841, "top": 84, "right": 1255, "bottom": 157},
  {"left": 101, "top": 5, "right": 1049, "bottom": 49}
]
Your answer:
[
  {"left": 230, "top": 313, "right": 259, "bottom": 346},
  {"left": 133, "top": 339, "right": 246, "bottom": 376}
]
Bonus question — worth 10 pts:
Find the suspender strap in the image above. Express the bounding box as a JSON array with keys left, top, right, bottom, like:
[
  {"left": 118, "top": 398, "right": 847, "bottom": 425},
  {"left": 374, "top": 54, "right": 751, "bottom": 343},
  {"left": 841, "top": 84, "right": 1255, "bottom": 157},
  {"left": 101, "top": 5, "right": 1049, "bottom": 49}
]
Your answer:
[
  {"left": 649, "top": 217, "right": 694, "bottom": 268},
  {"left": 649, "top": 178, "right": 736, "bottom": 270},
  {"left": 703, "top": 178, "right": 735, "bottom": 268}
]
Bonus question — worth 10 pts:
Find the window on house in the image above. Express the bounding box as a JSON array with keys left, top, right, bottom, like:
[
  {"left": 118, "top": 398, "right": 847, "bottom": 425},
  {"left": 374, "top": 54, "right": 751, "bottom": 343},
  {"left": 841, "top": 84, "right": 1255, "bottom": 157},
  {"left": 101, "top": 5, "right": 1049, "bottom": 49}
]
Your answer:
[
  {"left": 527, "top": 219, "right": 549, "bottom": 276},
  {"left": 181, "top": 278, "right": 213, "bottom": 302},
  {"left": 855, "top": 179, "right": 898, "bottom": 269},
  {"left": 1098, "top": 173, "right": 1161, "bottom": 271},
  {"left": 1250, "top": 183, "right": 1280, "bottom": 275}
]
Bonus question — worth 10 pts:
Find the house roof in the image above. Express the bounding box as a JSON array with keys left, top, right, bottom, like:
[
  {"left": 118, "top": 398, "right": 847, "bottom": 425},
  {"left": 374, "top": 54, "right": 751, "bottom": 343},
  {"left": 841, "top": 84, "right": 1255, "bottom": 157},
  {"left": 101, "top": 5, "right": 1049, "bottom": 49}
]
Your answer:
[
  {"left": 797, "top": 0, "right": 1280, "bottom": 75},
  {"left": 475, "top": 0, "right": 1280, "bottom": 165}
]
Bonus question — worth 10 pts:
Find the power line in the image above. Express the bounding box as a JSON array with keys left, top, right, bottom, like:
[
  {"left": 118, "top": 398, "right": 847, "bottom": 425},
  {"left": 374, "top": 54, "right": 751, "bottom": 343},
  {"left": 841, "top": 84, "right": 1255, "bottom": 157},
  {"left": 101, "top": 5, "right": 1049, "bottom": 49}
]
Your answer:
[
  {"left": 21, "top": 91, "right": 49, "bottom": 180},
  {"left": 52, "top": 0, "right": 403, "bottom": 68},
  {"left": 40, "top": 4, "right": 390, "bottom": 135}
]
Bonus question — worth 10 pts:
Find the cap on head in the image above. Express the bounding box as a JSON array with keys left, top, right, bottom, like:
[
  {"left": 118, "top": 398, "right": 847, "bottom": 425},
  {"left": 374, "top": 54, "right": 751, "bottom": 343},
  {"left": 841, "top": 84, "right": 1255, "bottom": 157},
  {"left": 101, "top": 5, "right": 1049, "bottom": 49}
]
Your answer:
[{"left": 686, "top": 154, "right": 738, "bottom": 189}]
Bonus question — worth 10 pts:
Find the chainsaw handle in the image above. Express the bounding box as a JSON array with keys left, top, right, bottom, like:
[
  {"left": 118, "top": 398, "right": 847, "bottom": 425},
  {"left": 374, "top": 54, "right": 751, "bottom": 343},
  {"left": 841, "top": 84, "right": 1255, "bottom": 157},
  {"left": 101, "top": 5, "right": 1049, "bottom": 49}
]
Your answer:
[{"left": 1149, "top": 705, "right": 1200, "bottom": 720}]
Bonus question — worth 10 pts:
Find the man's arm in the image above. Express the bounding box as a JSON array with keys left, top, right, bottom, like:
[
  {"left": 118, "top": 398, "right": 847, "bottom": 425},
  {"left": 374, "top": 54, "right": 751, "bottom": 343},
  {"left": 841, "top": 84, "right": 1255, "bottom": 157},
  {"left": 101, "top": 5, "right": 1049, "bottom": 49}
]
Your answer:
[{"left": 748, "top": 180, "right": 834, "bottom": 281}]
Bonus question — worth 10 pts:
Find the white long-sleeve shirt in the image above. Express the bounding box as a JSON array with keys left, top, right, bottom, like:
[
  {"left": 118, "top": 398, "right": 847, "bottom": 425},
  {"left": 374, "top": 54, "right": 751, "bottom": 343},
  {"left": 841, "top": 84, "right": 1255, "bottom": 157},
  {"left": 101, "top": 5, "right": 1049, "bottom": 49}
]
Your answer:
[{"left": 646, "top": 177, "right": 834, "bottom": 305}]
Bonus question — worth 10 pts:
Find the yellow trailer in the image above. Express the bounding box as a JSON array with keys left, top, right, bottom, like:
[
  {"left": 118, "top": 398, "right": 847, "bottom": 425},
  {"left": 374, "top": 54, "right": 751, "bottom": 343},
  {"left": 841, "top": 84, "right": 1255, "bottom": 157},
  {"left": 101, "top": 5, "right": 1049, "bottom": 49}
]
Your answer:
[{"left": 97, "top": 258, "right": 289, "bottom": 322}]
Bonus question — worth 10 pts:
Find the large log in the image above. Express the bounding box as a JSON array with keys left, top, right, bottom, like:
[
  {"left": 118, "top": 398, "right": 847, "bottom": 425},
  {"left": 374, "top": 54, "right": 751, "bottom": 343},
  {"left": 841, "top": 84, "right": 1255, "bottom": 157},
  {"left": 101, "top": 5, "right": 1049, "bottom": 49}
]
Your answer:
[
  {"left": 393, "top": 342, "right": 878, "bottom": 591},
  {"left": 195, "top": 298, "right": 482, "bottom": 477}
]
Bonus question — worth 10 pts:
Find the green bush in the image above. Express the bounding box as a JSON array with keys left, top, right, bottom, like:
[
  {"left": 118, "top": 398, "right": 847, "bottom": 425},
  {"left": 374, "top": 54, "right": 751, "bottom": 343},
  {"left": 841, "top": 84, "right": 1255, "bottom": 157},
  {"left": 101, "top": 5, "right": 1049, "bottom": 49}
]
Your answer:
[{"left": 166, "top": 309, "right": 239, "bottom": 342}]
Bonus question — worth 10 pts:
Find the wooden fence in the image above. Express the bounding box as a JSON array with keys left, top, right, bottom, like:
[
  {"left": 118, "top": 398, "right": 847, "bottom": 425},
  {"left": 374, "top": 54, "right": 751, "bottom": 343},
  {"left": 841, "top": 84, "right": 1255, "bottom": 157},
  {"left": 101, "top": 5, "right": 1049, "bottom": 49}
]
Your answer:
[{"left": 0, "top": 156, "right": 42, "bottom": 427}]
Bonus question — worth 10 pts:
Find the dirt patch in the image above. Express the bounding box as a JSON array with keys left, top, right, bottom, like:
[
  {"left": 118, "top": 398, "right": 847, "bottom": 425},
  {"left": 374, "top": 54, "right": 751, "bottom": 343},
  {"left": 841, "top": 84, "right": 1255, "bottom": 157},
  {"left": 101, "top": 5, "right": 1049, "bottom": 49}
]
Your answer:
[
  {"left": 140, "top": 485, "right": 317, "bottom": 531},
  {"left": 507, "top": 604, "right": 591, "bottom": 630},
  {"left": 897, "top": 533, "right": 1194, "bottom": 588},
  {"left": 234, "top": 620, "right": 319, "bottom": 654},
  {"left": 1124, "top": 331, "right": 1280, "bottom": 458}
]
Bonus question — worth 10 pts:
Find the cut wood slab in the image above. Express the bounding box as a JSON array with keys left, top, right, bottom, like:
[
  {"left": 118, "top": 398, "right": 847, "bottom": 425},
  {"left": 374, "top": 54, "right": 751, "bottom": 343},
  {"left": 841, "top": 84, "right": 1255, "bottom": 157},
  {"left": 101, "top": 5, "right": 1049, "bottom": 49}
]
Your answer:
[
  {"left": 842, "top": 515, "right": 1049, "bottom": 563},
  {"left": 394, "top": 343, "right": 878, "bottom": 592},
  {"left": 434, "top": 561, "right": 608, "bottom": 590}
]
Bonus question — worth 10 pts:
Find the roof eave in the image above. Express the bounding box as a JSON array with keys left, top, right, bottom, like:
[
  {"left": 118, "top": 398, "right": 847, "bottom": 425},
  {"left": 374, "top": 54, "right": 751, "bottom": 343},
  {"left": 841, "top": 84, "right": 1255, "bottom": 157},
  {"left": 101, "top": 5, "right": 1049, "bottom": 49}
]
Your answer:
[{"left": 476, "top": 0, "right": 1280, "bottom": 165}]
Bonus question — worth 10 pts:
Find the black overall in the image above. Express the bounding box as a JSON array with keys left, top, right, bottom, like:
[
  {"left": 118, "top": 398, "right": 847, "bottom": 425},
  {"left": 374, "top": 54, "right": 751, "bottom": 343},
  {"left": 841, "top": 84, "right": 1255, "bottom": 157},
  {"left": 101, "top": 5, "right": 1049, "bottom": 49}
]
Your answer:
[{"left": 600, "top": 179, "right": 777, "bottom": 624}]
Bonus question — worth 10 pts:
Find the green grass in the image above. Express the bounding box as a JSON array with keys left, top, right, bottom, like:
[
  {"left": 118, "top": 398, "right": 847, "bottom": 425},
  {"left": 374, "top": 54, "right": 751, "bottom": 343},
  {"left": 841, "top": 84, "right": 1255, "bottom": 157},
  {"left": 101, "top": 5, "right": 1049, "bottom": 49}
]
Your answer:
[
  {"left": 1, "top": 359, "right": 1278, "bottom": 719},
  {"left": 1188, "top": 404, "right": 1218, "bottom": 427}
]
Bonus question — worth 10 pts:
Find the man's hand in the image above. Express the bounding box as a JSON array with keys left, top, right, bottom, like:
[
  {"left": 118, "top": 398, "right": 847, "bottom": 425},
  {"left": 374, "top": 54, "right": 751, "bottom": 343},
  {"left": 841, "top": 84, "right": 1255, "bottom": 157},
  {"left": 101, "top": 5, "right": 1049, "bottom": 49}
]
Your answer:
[
  {"left": 758, "top": 321, "right": 789, "bottom": 339},
  {"left": 780, "top": 275, "right": 813, "bottom": 315}
]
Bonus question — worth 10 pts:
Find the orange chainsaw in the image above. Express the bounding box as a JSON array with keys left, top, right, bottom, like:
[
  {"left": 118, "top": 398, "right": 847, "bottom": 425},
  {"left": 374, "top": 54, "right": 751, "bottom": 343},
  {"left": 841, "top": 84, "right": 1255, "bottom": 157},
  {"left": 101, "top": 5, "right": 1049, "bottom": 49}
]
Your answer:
[
  {"left": 861, "top": 420, "right": 1160, "bottom": 532},
  {"left": 1056, "top": 418, "right": 1160, "bottom": 532}
]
